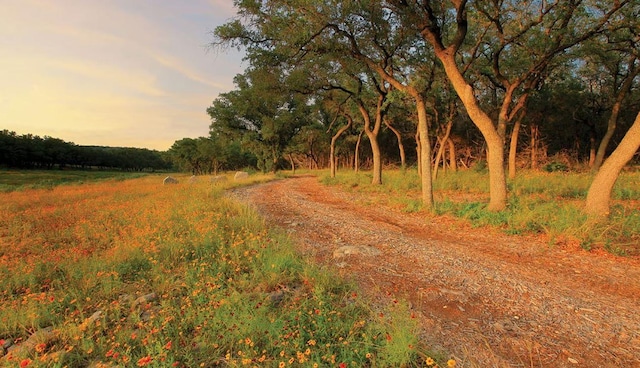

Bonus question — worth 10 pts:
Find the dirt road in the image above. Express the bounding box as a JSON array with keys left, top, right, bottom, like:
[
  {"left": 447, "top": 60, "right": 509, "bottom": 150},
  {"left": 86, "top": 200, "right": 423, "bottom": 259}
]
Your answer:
[{"left": 231, "top": 176, "right": 640, "bottom": 367}]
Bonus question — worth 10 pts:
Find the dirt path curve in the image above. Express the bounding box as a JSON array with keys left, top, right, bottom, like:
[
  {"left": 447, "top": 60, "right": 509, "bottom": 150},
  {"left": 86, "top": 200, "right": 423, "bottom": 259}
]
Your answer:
[{"left": 231, "top": 175, "right": 640, "bottom": 367}]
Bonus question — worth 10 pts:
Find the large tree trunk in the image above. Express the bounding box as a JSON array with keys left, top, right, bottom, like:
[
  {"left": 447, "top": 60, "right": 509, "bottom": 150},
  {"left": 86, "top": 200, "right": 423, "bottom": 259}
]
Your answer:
[
  {"left": 585, "top": 111, "right": 640, "bottom": 217},
  {"left": 416, "top": 98, "right": 434, "bottom": 208},
  {"left": 330, "top": 116, "right": 353, "bottom": 178},
  {"left": 438, "top": 54, "right": 508, "bottom": 211},
  {"left": 384, "top": 118, "right": 406, "bottom": 169}
]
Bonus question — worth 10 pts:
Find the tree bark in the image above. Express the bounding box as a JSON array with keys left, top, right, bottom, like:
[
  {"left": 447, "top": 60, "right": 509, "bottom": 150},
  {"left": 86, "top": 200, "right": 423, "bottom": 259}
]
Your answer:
[
  {"left": 384, "top": 118, "right": 406, "bottom": 169},
  {"left": 416, "top": 98, "right": 434, "bottom": 208},
  {"left": 447, "top": 137, "right": 457, "bottom": 172},
  {"left": 585, "top": 111, "right": 640, "bottom": 217},
  {"left": 354, "top": 130, "right": 363, "bottom": 173},
  {"left": 415, "top": 130, "right": 422, "bottom": 178},
  {"left": 357, "top": 97, "right": 384, "bottom": 185},
  {"left": 433, "top": 119, "right": 453, "bottom": 180},
  {"left": 330, "top": 115, "right": 353, "bottom": 178},
  {"left": 593, "top": 65, "right": 637, "bottom": 171},
  {"left": 530, "top": 124, "right": 539, "bottom": 170},
  {"left": 437, "top": 53, "right": 507, "bottom": 211},
  {"left": 288, "top": 153, "right": 295, "bottom": 174},
  {"left": 365, "top": 62, "right": 433, "bottom": 207},
  {"left": 508, "top": 114, "right": 523, "bottom": 179}
]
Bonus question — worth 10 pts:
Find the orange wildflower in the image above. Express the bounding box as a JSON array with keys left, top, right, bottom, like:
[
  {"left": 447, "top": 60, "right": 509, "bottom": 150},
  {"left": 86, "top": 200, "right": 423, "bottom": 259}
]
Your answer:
[
  {"left": 35, "top": 343, "right": 47, "bottom": 353},
  {"left": 137, "top": 355, "right": 152, "bottom": 366}
]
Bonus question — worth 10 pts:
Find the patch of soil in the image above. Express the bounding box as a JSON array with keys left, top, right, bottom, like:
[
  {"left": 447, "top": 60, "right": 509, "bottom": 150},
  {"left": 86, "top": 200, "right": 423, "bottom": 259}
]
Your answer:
[{"left": 231, "top": 175, "right": 640, "bottom": 368}]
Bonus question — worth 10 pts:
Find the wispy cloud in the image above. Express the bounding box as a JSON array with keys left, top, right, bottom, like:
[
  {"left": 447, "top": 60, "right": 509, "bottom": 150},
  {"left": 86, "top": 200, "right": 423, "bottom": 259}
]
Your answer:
[
  {"left": 51, "top": 59, "right": 167, "bottom": 97},
  {"left": 152, "top": 54, "right": 231, "bottom": 90}
]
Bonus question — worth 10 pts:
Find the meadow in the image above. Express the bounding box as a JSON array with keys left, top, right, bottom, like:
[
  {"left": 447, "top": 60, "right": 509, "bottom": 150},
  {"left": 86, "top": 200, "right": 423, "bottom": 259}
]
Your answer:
[
  {"left": 0, "top": 170, "right": 149, "bottom": 193},
  {"left": 0, "top": 173, "right": 441, "bottom": 367},
  {"left": 321, "top": 168, "right": 640, "bottom": 256}
]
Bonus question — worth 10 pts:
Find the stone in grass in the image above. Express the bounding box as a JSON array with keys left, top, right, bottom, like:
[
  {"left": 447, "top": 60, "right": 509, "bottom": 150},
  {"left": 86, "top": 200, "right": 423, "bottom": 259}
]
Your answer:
[
  {"left": 131, "top": 292, "right": 158, "bottom": 310},
  {"left": 234, "top": 171, "right": 249, "bottom": 180},
  {"left": 332, "top": 245, "right": 382, "bottom": 258},
  {"left": 6, "top": 327, "right": 57, "bottom": 357},
  {"left": 79, "top": 311, "right": 103, "bottom": 331},
  {"left": 163, "top": 176, "right": 179, "bottom": 185}
]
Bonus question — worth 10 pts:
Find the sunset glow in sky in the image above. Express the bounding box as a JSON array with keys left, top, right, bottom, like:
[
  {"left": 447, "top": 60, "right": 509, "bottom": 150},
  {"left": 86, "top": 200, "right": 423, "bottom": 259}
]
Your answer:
[{"left": 1, "top": 0, "right": 245, "bottom": 150}]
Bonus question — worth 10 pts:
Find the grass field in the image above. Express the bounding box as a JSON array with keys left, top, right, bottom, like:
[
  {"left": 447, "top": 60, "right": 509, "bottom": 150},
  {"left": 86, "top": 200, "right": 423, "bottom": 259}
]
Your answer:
[
  {"left": 0, "top": 172, "right": 440, "bottom": 367},
  {"left": 0, "top": 170, "right": 149, "bottom": 192},
  {"left": 321, "top": 168, "right": 640, "bottom": 256}
]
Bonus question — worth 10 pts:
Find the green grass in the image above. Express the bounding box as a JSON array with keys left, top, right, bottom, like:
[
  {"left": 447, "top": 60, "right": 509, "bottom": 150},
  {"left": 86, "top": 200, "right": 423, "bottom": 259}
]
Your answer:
[
  {"left": 322, "top": 169, "right": 640, "bottom": 256},
  {"left": 0, "top": 169, "right": 149, "bottom": 192}
]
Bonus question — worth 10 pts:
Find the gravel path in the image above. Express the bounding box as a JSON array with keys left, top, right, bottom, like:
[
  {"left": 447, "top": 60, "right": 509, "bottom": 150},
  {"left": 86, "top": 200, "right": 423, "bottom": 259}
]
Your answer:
[{"left": 230, "top": 176, "right": 640, "bottom": 368}]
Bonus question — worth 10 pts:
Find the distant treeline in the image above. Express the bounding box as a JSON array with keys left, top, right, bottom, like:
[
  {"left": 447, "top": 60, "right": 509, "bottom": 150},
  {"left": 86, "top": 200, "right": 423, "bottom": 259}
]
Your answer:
[{"left": 0, "top": 130, "right": 172, "bottom": 171}]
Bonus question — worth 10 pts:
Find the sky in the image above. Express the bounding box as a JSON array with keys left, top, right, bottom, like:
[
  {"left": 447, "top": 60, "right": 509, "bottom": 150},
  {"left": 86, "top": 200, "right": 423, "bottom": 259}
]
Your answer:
[{"left": 0, "top": 0, "right": 245, "bottom": 150}]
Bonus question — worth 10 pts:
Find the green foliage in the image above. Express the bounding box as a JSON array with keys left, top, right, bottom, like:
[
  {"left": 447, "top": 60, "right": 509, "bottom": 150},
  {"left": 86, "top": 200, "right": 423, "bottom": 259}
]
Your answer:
[{"left": 0, "top": 130, "right": 172, "bottom": 171}]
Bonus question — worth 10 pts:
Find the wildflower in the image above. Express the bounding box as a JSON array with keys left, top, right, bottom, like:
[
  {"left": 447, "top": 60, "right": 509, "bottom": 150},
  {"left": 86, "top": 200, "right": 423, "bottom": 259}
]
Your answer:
[
  {"left": 425, "top": 357, "right": 435, "bottom": 366},
  {"left": 339, "top": 363, "right": 347, "bottom": 368},
  {"left": 20, "top": 359, "right": 32, "bottom": 367},
  {"left": 164, "top": 341, "right": 173, "bottom": 350},
  {"left": 447, "top": 359, "right": 457, "bottom": 367},
  {"left": 137, "top": 355, "right": 152, "bottom": 366},
  {"left": 365, "top": 353, "right": 372, "bottom": 359},
  {"left": 307, "top": 339, "right": 316, "bottom": 346},
  {"left": 35, "top": 343, "right": 47, "bottom": 353},
  {"left": 278, "top": 362, "right": 286, "bottom": 368}
]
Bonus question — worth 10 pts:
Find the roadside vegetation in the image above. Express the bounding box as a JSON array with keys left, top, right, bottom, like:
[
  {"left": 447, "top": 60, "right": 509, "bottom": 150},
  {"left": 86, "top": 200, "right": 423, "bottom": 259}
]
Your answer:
[
  {"left": 0, "top": 174, "right": 443, "bottom": 367},
  {"left": 321, "top": 169, "right": 640, "bottom": 257}
]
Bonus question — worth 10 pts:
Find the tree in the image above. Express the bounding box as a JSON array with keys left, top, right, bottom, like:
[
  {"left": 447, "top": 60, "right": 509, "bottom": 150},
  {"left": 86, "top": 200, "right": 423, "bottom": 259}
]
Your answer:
[
  {"left": 207, "top": 66, "right": 313, "bottom": 173},
  {"left": 585, "top": 111, "right": 640, "bottom": 216},
  {"left": 388, "top": 0, "right": 631, "bottom": 211}
]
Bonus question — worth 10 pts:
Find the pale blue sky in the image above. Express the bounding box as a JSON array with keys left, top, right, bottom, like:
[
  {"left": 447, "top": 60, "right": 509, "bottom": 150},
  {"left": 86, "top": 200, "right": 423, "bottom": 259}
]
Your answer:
[{"left": 0, "top": 0, "right": 245, "bottom": 150}]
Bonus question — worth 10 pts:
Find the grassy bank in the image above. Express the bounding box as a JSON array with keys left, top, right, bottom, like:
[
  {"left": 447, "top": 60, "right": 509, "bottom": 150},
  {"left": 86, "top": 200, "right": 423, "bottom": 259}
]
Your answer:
[
  {"left": 321, "top": 169, "right": 640, "bottom": 256},
  {"left": 0, "top": 173, "right": 438, "bottom": 367}
]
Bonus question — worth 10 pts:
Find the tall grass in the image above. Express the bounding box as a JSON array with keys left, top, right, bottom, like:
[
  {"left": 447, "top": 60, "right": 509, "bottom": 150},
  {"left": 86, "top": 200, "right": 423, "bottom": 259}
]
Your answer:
[
  {"left": 322, "top": 169, "right": 640, "bottom": 256},
  {"left": 0, "top": 173, "right": 438, "bottom": 367}
]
